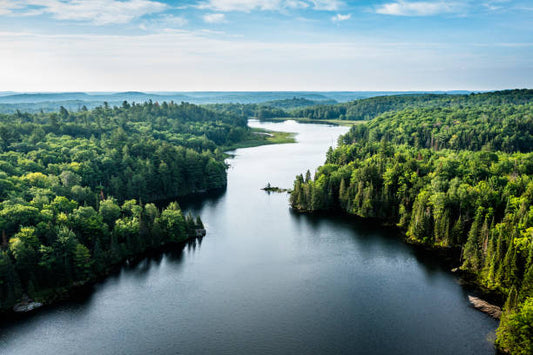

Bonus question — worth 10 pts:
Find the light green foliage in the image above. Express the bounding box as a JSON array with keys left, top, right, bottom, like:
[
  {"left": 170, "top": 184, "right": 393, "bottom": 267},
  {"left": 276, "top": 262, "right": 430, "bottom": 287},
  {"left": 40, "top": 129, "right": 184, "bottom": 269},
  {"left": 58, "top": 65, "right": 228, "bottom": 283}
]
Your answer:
[
  {"left": 0, "top": 101, "right": 224, "bottom": 310},
  {"left": 9, "top": 228, "right": 39, "bottom": 282},
  {"left": 50, "top": 196, "right": 78, "bottom": 214},
  {"left": 497, "top": 297, "right": 533, "bottom": 354},
  {"left": 99, "top": 199, "right": 121, "bottom": 227},
  {"left": 143, "top": 203, "right": 159, "bottom": 225},
  {"left": 121, "top": 200, "right": 142, "bottom": 217},
  {"left": 156, "top": 202, "right": 186, "bottom": 242}
]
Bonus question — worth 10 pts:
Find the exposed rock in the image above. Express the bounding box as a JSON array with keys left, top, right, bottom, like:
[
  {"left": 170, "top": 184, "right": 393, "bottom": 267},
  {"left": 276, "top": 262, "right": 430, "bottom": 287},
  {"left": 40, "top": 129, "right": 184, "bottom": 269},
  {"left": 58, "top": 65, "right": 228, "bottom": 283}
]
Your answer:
[
  {"left": 13, "top": 294, "right": 43, "bottom": 313},
  {"left": 13, "top": 302, "right": 43, "bottom": 313},
  {"left": 468, "top": 295, "right": 502, "bottom": 319}
]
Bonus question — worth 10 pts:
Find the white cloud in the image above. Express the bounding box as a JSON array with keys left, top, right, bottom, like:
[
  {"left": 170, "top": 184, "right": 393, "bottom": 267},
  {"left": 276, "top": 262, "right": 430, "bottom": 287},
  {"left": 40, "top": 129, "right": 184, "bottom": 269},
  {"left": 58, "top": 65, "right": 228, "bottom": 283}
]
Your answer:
[
  {"left": 483, "top": 0, "right": 512, "bottom": 11},
  {"left": 0, "top": 0, "right": 167, "bottom": 25},
  {"left": 158, "top": 14, "right": 188, "bottom": 27},
  {"left": 204, "top": 13, "right": 227, "bottom": 23},
  {"left": 140, "top": 14, "right": 188, "bottom": 31},
  {"left": 1, "top": 30, "right": 526, "bottom": 92},
  {"left": 198, "top": 0, "right": 342, "bottom": 12},
  {"left": 198, "top": 0, "right": 282, "bottom": 12},
  {"left": 285, "top": 0, "right": 310, "bottom": 9},
  {"left": 310, "top": 0, "right": 342, "bottom": 11},
  {"left": 376, "top": 1, "right": 464, "bottom": 16},
  {"left": 331, "top": 13, "right": 350, "bottom": 22},
  {"left": 0, "top": 0, "right": 23, "bottom": 15}
]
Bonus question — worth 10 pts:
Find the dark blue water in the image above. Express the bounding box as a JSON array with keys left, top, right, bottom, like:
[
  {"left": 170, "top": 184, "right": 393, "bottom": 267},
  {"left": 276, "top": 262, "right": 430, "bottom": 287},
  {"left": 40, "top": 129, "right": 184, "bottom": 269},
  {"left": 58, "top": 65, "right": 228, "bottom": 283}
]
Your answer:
[{"left": 0, "top": 120, "right": 497, "bottom": 354}]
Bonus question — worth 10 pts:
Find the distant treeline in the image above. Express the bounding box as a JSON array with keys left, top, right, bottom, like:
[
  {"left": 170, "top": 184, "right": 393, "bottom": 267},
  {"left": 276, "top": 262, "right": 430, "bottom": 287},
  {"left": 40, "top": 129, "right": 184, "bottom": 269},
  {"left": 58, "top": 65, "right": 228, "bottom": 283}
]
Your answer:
[
  {"left": 291, "top": 89, "right": 533, "bottom": 121},
  {"left": 0, "top": 101, "right": 250, "bottom": 311},
  {"left": 206, "top": 97, "right": 337, "bottom": 119},
  {"left": 290, "top": 89, "right": 533, "bottom": 354},
  {"left": 206, "top": 90, "right": 533, "bottom": 123}
]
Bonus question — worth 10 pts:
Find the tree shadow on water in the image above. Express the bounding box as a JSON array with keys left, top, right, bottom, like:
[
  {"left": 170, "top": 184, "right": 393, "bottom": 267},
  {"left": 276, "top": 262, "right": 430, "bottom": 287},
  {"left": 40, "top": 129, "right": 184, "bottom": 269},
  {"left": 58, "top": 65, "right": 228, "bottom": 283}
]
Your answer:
[
  {"left": 0, "top": 241, "right": 190, "bottom": 330},
  {"left": 177, "top": 187, "right": 227, "bottom": 213},
  {"left": 289, "top": 209, "right": 472, "bottom": 287}
]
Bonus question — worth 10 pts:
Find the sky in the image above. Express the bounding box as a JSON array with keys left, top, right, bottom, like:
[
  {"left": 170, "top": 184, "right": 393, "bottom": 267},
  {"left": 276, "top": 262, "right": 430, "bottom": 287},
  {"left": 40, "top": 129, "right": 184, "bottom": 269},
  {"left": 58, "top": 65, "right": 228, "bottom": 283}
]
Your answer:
[{"left": 0, "top": 0, "right": 531, "bottom": 91}]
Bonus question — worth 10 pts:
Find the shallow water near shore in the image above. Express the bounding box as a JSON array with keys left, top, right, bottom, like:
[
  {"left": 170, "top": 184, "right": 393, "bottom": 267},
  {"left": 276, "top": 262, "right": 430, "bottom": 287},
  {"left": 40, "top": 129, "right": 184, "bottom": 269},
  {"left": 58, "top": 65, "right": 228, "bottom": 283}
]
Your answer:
[{"left": 0, "top": 120, "right": 497, "bottom": 354}]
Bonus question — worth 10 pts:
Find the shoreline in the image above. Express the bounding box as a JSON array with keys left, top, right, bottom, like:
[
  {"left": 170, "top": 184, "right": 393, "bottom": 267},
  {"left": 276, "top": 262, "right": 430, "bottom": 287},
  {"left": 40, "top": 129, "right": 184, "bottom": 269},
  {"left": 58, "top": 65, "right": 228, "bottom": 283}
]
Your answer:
[
  {"left": 221, "top": 127, "right": 296, "bottom": 152},
  {"left": 0, "top": 233, "right": 205, "bottom": 319},
  {"left": 289, "top": 206, "right": 506, "bottom": 309},
  {"left": 256, "top": 117, "right": 367, "bottom": 127}
]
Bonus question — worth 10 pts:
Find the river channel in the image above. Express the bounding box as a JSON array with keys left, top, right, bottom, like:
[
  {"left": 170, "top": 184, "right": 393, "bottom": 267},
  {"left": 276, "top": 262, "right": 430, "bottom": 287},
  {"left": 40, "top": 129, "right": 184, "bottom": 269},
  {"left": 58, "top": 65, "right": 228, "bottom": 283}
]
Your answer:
[{"left": 0, "top": 120, "right": 497, "bottom": 354}]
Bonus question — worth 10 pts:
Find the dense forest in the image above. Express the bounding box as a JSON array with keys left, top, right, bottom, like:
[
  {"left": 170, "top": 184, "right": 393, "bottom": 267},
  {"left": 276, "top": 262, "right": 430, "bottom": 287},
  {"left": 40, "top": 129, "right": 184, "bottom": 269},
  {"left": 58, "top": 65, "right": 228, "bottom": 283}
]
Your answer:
[
  {"left": 0, "top": 101, "right": 252, "bottom": 312},
  {"left": 205, "top": 90, "right": 533, "bottom": 124},
  {"left": 206, "top": 96, "right": 335, "bottom": 120},
  {"left": 292, "top": 89, "right": 533, "bottom": 121},
  {"left": 290, "top": 91, "right": 533, "bottom": 354}
]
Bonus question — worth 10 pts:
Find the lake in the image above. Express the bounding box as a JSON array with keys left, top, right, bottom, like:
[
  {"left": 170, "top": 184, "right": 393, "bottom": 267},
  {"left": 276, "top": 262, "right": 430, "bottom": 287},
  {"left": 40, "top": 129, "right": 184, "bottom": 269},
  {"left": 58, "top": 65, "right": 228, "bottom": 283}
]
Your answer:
[{"left": 0, "top": 120, "right": 497, "bottom": 354}]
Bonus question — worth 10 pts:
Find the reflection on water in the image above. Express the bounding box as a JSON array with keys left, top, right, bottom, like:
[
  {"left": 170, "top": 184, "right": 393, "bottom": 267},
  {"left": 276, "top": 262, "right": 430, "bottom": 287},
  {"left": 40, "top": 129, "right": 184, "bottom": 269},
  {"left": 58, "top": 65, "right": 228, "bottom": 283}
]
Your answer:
[{"left": 0, "top": 120, "right": 497, "bottom": 355}]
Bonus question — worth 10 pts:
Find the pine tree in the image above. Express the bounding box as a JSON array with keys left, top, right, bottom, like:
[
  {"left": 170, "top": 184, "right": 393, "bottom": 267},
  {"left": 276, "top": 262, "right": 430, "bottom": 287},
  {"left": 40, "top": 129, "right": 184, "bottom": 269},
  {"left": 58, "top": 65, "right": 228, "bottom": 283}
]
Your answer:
[{"left": 461, "top": 208, "right": 484, "bottom": 272}]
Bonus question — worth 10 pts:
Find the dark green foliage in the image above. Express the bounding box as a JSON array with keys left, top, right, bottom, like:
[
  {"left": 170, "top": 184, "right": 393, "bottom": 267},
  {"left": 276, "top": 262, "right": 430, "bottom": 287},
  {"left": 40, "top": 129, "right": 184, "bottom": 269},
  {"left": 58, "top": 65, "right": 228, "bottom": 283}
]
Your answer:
[
  {"left": 207, "top": 102, "right": 287, "bottom": 120},
  {"left": 206, "top": 97, "right": 336, "bottom": 120},
  {"left": 290, "top": 89, "right": 533, "bottom": 351},
  {"left": 0, "top": 101, "right": 243, "bottom": 310},
  {"left": 261, "top": 97, "right": 337, "bottom": 110}
]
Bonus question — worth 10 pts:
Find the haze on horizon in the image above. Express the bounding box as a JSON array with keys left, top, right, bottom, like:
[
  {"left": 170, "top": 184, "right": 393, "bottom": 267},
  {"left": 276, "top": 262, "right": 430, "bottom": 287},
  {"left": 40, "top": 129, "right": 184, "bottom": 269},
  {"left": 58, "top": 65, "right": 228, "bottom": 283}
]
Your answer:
[{"left": 0, "top": 0, "right": 531, "bottom": 92}]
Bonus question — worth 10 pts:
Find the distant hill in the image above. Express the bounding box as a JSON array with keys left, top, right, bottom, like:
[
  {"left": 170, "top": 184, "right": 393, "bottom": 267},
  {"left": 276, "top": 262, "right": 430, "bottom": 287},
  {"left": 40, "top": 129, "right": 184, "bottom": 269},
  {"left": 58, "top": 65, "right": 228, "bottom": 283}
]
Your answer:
[
  {"left": 0, "top": 90, "right": 475, "bottom": 113},
  {"left": 0, "top": 92, "right": 190, "bottom": 104},
  {"left": 0, "top": 100, "right": 92, "bottom": 114}
]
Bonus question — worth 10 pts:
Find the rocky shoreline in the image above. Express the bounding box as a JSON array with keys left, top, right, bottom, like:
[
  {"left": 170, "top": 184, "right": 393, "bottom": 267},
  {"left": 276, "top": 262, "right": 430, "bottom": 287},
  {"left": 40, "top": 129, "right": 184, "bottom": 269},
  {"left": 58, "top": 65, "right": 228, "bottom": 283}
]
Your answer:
[
  {"left": 468, "top": 296, "right": 502, "bottom": 319},
  {"left": 12, "top": 294, "right": 43, "bottom": 313}
]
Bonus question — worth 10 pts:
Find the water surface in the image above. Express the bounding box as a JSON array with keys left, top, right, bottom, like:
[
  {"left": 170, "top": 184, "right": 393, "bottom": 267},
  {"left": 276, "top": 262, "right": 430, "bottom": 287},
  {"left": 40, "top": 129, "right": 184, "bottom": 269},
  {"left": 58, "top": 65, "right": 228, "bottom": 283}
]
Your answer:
[{"left": 0, "top": 120, "right": 497, "bottom": 354}]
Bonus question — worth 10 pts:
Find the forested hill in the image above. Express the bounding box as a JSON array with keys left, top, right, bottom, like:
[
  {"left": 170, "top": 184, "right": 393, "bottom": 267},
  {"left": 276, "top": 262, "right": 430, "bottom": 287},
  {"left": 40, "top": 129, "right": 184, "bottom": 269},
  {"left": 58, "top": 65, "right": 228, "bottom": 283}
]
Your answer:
[
  {"left": 261, "top": 97, "right": 337, "bottom": 109},
  {"left": 346, "top": 104, "right": 533, "bottom": 153},
  {"left": 206, "top": 97, "right": 337, "bottom": 120},
  {"left": 292, "top": 89, "right": 533, "bottom": 121},
  {"left": 290, "top": 92, "right": 533, "bottom": 353},
  {"left": 0, "top": 101, "right": 250, "bottom": 312}
]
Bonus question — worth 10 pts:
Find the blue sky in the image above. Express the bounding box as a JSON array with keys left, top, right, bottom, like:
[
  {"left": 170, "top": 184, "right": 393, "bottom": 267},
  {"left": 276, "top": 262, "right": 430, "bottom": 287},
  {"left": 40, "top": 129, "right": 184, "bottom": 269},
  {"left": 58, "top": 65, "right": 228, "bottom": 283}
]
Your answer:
[{"left": 0, "top": 0, "right": 531, "bottom": 91}]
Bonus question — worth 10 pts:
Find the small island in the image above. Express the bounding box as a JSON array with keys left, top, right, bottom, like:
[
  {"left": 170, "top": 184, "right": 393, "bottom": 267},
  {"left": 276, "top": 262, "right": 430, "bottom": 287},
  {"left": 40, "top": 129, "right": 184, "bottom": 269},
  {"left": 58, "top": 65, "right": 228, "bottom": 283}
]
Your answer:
[{"left": 261, "top": 183, "right": 290, "bottom": 193}]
